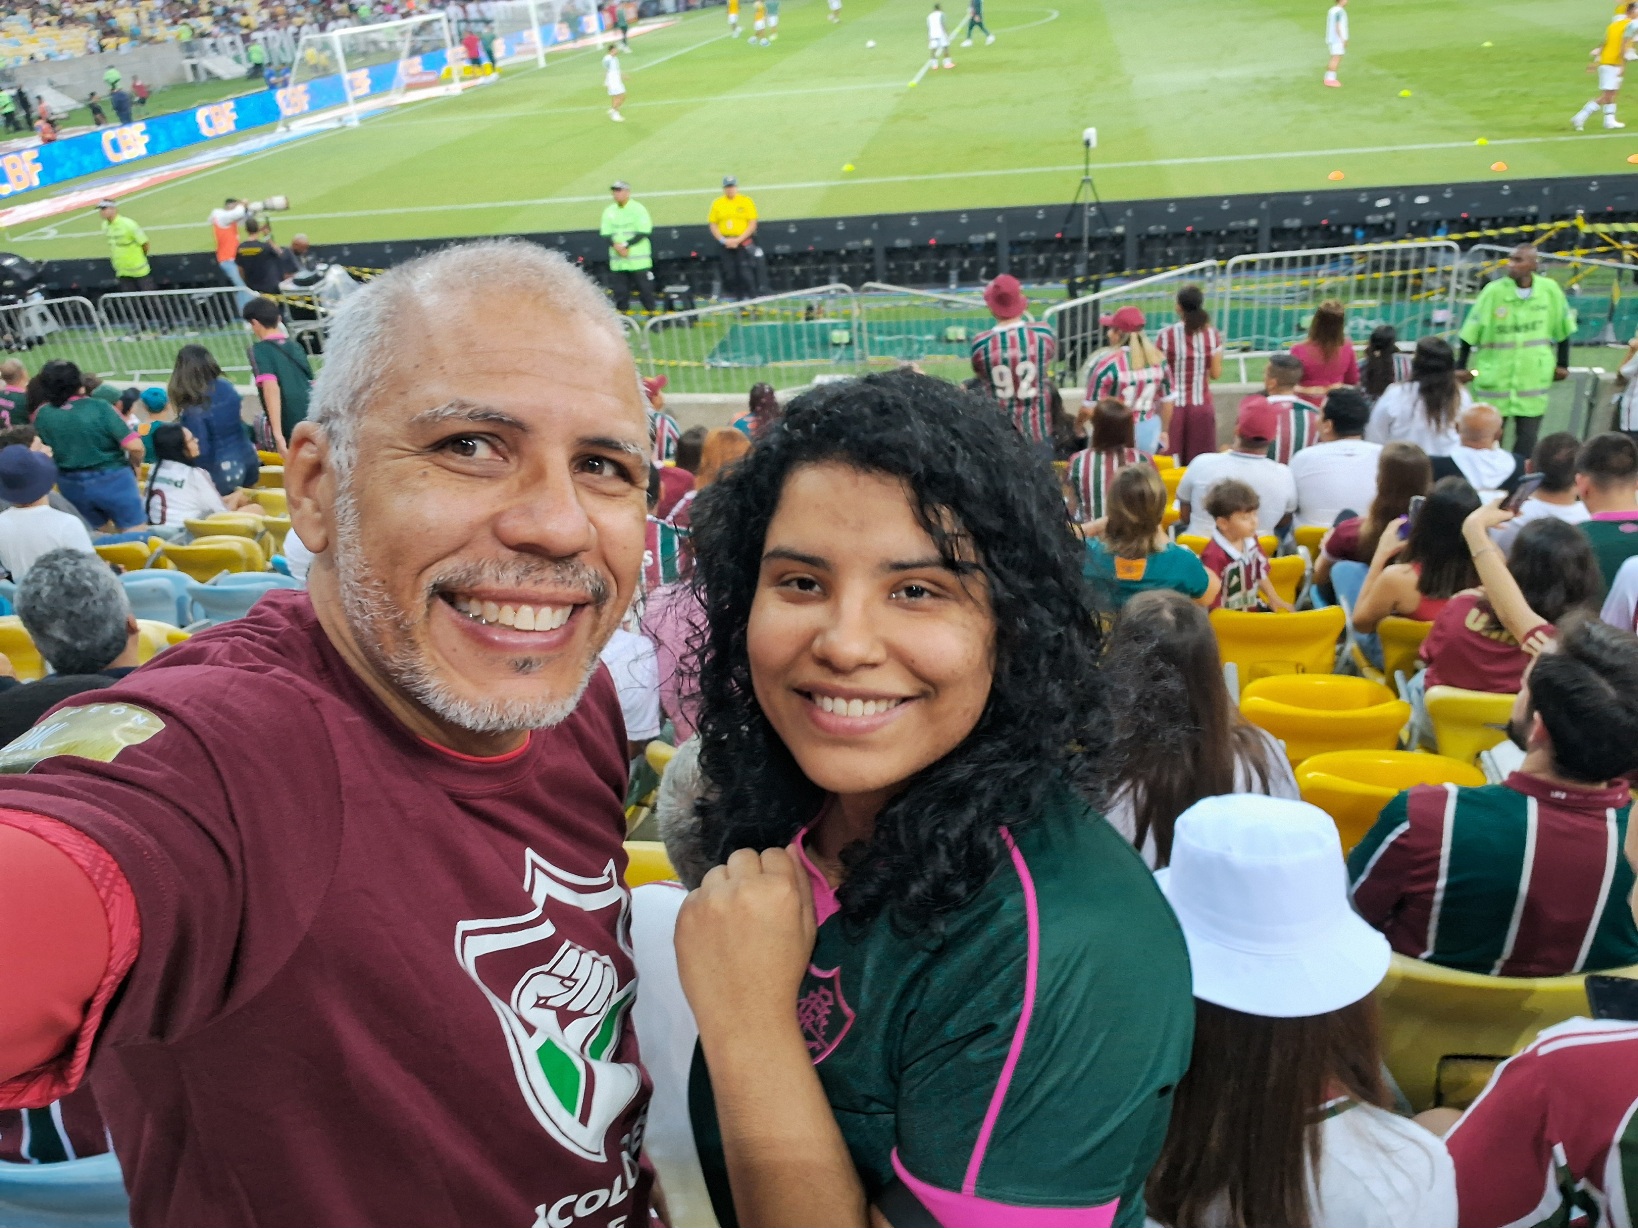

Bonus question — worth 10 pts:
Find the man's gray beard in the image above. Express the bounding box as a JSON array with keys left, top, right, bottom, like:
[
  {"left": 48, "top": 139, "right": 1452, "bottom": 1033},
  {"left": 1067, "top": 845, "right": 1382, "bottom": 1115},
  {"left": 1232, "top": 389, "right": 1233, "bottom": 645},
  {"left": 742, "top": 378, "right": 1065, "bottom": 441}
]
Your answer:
[{"left": 331, "top": 487, "right": 608, "bottom": 736}]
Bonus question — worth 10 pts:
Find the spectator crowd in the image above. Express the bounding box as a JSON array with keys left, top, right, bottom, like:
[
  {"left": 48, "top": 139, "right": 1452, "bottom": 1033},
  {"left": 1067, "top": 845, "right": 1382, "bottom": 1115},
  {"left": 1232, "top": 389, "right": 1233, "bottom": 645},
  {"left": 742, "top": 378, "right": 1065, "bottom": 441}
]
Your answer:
[{"left": 0, "top": 239, "right": 1635, "bottom": 1228}]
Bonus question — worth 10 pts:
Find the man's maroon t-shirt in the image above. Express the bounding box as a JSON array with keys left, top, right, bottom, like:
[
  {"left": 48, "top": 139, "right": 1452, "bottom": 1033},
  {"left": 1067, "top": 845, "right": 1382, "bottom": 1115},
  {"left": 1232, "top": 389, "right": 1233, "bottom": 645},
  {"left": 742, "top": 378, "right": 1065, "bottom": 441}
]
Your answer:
[{"left": 0, "top": 591, "right": 652, "bottom": 1228}]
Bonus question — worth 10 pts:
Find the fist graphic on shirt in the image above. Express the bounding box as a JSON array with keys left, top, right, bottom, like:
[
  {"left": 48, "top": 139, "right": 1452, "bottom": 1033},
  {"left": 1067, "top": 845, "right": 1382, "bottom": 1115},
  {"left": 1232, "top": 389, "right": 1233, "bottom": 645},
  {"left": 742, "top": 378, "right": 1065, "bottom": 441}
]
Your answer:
[{"left": 514, "top": 942, "right": 617, "bottom": 1023}]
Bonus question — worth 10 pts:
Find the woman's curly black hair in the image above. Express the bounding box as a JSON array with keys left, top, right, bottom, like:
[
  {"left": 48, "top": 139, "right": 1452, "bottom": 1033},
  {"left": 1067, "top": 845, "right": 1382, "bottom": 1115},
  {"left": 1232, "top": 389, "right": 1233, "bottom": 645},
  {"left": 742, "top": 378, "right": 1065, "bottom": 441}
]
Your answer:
[{"left": 688, "top": 370, "right": 1108, "bottom": 938}]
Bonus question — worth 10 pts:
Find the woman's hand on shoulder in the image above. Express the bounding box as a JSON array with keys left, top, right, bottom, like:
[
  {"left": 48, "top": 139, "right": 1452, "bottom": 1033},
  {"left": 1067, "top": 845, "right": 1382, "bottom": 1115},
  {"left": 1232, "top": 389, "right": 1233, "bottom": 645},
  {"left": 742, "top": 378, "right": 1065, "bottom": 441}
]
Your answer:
[{"left": 675, "top": 847, "right": 817, "bottom": 1040}]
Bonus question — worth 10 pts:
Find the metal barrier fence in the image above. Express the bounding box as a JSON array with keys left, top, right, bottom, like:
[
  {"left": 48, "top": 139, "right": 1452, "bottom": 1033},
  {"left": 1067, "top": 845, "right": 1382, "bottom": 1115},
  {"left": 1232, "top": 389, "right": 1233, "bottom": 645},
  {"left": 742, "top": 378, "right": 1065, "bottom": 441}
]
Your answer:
[
  {"left": 852, "top": 283, "right": 990, "bottom": 384},
  {"left": 97, "top": 288, "right": 253, "bottom": 385},
  {"left": 0, "top": 296, "right": 114, "bottom": 384},
  {"left": 638, "top": 285, "right": 860, "bottom": 396},
  {"left": 1457, "top": 244, "right": 1638, "bottom": 346},
  {"left": 1043, "top": 262, "right": 1221, "bottom": 386},
  {"left": 1217, "top": 240, "right": 1461, "bottom": 352}
]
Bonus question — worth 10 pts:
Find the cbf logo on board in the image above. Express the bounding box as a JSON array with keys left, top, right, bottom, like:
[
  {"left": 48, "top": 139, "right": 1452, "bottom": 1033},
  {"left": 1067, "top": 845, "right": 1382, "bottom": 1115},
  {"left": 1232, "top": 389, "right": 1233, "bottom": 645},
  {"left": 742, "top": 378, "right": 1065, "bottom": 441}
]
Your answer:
[{"left": 454, "top": 850, "right": 641, "bottom": 1162}]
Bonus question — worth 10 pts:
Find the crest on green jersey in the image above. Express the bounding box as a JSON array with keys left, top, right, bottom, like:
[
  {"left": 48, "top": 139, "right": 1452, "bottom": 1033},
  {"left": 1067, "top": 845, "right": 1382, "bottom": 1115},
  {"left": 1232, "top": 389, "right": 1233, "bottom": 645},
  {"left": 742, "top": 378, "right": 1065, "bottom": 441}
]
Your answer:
[{"left": 455, "top": 850, "right": 641, "bottom": 1162}]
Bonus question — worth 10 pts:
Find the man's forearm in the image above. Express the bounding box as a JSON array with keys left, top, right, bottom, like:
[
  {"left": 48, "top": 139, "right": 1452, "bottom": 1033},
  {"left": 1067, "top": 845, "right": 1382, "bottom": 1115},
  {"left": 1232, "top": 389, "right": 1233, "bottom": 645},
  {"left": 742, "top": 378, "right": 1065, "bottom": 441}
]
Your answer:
[
  {"left": 262, "top": 381, "right": 284, "bottom": 443},
  {"left": 701, "top": 1021, "right": 868, "bottom": 1228}
]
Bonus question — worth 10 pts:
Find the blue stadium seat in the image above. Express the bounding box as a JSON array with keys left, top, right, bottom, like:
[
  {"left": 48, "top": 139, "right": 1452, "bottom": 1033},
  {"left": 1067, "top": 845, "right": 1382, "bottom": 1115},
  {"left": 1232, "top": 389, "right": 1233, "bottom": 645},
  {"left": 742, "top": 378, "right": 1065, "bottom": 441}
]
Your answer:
[
  {"left": 185, "top": 576, "right": 299, "bottom": 627},
  {"left": 208, "top": 574, "right": 303, "bottom": 590},
  {"left": 119, "top": 573, "right": 189, "bottom": 627},
  {"left": 0, "top": 1151, "right": 130, "bottom": 1227}
]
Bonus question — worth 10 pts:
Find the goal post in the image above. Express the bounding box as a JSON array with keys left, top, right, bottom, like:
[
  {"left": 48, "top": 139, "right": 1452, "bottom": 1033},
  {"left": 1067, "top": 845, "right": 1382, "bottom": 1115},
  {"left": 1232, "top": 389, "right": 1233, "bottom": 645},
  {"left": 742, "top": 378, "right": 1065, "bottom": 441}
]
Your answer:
[
  {"left": 492, "top": 0, "right": 593, "bottom": 69},
  {"left": 277, "top": 13, "right": 469, "bottom": 132}
]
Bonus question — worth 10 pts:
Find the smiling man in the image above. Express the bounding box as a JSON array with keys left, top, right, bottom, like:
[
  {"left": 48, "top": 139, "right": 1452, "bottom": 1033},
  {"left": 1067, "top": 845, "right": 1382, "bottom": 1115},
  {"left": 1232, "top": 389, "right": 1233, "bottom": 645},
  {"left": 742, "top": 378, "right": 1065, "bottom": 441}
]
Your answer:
[{"left": 0, "top": 241, "right": 656, "bottom": 1227}]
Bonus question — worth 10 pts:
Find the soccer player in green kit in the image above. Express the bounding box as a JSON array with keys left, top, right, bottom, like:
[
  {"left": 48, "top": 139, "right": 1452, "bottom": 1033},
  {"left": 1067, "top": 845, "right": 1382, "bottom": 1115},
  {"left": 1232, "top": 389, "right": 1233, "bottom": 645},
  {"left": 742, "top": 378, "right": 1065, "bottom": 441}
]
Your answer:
[
  {"left": 960, "top": 0, "right": 993, "bottom": 46},
  {"left": 1458, "top": 244, "right": 1575, "bottom": 457},
  {"left": 673, "top": 372, "right": 1192, "bottom": 1227}
]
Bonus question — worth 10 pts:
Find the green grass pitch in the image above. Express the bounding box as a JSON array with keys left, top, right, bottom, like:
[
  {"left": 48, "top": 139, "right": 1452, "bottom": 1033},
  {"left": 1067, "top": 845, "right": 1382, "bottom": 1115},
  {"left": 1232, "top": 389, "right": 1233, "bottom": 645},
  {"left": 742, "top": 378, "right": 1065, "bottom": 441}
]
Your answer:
[{"left": 3, "top": 0, "right": 1636, "bottom": 263}]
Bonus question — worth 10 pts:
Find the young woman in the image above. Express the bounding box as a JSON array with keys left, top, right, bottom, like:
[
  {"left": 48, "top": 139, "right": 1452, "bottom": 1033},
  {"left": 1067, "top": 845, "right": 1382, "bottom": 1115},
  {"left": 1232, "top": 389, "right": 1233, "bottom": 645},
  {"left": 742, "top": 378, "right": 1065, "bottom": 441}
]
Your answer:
[
  {"left": 1098, "top": 590, "right": 1295, "bottom": 867},
  {"left": 1316, "top": 441, "right": 1433, "bottom": 590},
  {"left": 1359, "top": 324, "right": 1412, "bottom": 405},
  {"left": 143, "top": 423, "right": 259, "bottom": 528},
  {"left": 1155, "top": 284, "right": 1224, "bottom": 464},
  {"left": 1292, "top": 299, "right": 1359, "bottom": 400},
  {"left": 1366, "top": 336, "right": 1472, "bottom": 457},
  {"left": 1147, "top": 794, "right": 1455, "bottom": 1228},
  {"left": 1352, "top": 476, "right": 1482, "bottom": 634},
  {"left": 672, "top": 371, "right": 1192, "bottom": 1227},
  {"left": 1083, "top": 305, "right": 1174, "bottom": 456},
  {"left": 1066, "top": 397, "right": 1150, "bottom": 523},
  {"left": 166, "top": 344, "right": 259, "bottom": 495},
  {"left": 1083, "top": 466, "right": 1216, "bottom": 612}
]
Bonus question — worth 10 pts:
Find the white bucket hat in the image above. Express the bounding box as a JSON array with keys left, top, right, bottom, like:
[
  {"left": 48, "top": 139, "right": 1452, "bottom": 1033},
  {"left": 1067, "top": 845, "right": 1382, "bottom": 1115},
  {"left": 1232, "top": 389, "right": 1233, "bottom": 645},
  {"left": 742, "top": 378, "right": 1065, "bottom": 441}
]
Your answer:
[{"left": 1155, "top": 794, "right": 1391, "bottom": 1019}]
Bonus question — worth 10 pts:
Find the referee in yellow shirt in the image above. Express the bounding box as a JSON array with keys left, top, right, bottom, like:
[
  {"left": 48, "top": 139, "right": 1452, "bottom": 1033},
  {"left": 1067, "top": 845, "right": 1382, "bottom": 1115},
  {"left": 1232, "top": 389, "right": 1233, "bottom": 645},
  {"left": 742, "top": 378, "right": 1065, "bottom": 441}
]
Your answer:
[{"left": 707, "top": 175, "right": 760, "bottom": 301}]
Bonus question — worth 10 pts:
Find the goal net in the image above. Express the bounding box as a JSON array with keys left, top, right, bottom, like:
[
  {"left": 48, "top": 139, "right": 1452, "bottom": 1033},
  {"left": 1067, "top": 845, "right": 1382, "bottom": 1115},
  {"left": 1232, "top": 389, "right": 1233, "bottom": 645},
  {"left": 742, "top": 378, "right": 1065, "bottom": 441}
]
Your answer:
[
  {"left": 277, "top": 13, "right": 470, "bottom": 132},
  {"left": 492, "top": 0, "right": 603, "bottom": 67}
]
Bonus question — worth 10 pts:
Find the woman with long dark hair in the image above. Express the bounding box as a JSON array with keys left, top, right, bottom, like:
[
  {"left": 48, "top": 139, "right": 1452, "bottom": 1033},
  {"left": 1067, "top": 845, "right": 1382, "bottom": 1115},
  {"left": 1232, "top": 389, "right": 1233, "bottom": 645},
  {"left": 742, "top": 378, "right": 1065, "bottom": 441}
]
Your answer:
[
  {"left": 1353, "top": 476, "right": 1482, "bottom": 634},
  {"left": 1098, "top": 590, "right": 1294, "bottom": 866},
  {"left": 1066, "top": 396, "right": 1148, "bottom": 522},
  {"left": 1292, "top": 299, "right": 1359, "bottom": 400},
  {"left": 1146, "top": 795, "right": 1455, "bottom": 1228},
  {"left": 1366, "top": 336, "right": 1472, "bottom": 457},
  {"left": 1316, "top": 441, "right": 1433, "bottom": 593},
  {"left": 143, "top": 422, "right": 259, "bottom": 527},
  {"left": 732, "top": 381, "right": 780, "bottom": 439},
  {"left": 167, "top": 343, "right": 258, "bottom": 494},
  {"left": 1156, "top": 283, "right": 1224, "bottom": 464},
  {"left": 670, "top": 371, "right": 1192, "bottom": 1227},
  {"left": 1360, "top": 324, "right": 1412, "bottom": 404}
]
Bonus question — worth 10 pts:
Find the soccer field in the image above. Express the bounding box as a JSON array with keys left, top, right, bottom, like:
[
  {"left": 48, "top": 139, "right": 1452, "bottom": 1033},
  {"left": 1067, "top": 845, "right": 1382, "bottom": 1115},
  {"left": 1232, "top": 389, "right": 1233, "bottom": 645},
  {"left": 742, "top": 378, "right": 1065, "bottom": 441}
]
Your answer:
[{"left": 3, "top": 0, "right": 1634, "bottom": 262}]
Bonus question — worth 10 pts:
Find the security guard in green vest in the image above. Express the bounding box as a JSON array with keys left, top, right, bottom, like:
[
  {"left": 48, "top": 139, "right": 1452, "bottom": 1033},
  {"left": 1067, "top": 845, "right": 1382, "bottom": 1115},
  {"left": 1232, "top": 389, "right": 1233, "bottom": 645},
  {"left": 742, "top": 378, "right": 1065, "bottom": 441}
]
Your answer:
[
  {"left": 600, "top": 180, "right": 657, "bottom": 314},
  {"left": 1457, "top": 244, "right": 1576, "bottom": 457}
]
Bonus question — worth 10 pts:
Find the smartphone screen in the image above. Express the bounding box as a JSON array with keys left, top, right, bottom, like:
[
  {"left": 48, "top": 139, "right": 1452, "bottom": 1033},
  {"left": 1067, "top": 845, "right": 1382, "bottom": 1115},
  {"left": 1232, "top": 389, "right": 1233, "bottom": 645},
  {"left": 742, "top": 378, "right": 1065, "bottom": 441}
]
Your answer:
[
  {"left": 1587, "top": 973, "right": 1638, "bottom": 1021},
  {"left": 1502, "top": 473, "right": 1547, "bottom": 513},
  {"left": 1400, "top": 495, "right": 1425, "bottom": 539}
]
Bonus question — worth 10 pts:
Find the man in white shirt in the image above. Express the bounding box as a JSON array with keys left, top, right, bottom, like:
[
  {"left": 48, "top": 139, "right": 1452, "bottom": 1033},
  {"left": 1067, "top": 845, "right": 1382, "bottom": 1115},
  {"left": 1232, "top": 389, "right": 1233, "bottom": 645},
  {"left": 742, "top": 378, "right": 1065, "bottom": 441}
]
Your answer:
[
  {"left": 1493, "top": 431, "right": 1590, "bottom": 556},
  {"left": 1603, "top": 555, "right": 1638, "bottom": 632},
  {"left": 1290, "top": 387, "right": 1381, "bottom": 528},
  {"left": 1324, "top": 0, "right": 1348, "bottom": 86},
  {"left": 1435, "top": 403, "right": 1523, "bottom": 497},
  {"left": 599, "top": 622, "right": 660, "bottom": 760},
  {"left": 1178, "top": 397, "right": 1298, "bottom": 537},
  {"left": 927, "top": 3, "right": 954, "bottom": 69},
  {"left": 0, "top": 445, "right": 96, "bottom": 585}
]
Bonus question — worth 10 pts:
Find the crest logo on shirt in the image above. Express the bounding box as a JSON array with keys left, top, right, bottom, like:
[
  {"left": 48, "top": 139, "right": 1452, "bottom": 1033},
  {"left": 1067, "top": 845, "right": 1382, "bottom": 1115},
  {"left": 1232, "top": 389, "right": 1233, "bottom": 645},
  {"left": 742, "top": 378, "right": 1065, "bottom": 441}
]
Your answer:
[
  {"left": 455, "top": 850, "right": 641, "bottom": 1162},
  {"left": 0, "top": 703, "right": 164, "bottom": 773},
  {"left": 797, "top": 964, "right": 855, "bottom": 1065}
]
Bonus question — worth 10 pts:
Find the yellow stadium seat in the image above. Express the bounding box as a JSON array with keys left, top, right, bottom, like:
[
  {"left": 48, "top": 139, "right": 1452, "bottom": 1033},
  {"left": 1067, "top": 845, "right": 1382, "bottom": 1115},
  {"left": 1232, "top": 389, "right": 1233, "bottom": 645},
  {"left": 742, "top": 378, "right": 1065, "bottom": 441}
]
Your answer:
[
  {"left": 1376, "top": 953, "right": 1638, "bottom": 1112},
  {"left": 183, "top": 514, "right": 263, "bottom": 541},
  {"left": 257, "top": 450, "right": 283, "bottom": 468},
  {"left": 624, "top": 840, "right": 678, "bottom": 888},
  {"left": 1268, "top": 555, "right": 1307, "bottom": 607},
  {"left": 155, "top": 536, "right": 267, "bottom": 582},
  {"left": 1211, "top": 606, "right": 1346, "bottom": 685},
  {"left": 1425, "top": 685, "right": 1516, "bottom": 765},
  {"left": 258, "top": 515, "right": 292, "bottom": 555},
  {"left": 645, "top": 740, "right": 677, "bottom": 776},
  {"left": 1379, "top": 616, "right": 1433, "bottom": 693},
  {"left": 1159, "top": 466, "right": 1186, "bottom": 501},
  {"left": 1241, "top": 676, "right": 1409, "bottom": 765},
  {"left": 1296, "top": 749, "right": 1485, "bottom": 852},
  {"left": 1162, "top": 504, "right": 1181, "bottom": 529},
  {"left": 135, "top": 620, "right": 189, "bottom": 663},
  {"left": 0, "top": 617, "right": 45, "bottom": 681},
  {"left": 1294, "top": 523, "right": 1328, "bottom": 558},
  {"left": 1153, "top": 454, "right": 1176, "bottom": 470},
  {"left": 256, "top": 466, "right": 284, "bottom": 489},
  {"left": 94, "top": 539, "right": 157, "bottom": 571},
  {"left": 247, "top": 488, "right": 288, "bottom": 516}
]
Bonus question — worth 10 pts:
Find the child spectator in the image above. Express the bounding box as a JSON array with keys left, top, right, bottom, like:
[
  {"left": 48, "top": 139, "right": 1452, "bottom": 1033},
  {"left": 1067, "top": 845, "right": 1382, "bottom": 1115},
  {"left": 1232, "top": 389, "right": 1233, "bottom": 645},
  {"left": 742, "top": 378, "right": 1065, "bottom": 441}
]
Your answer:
[
  {"left": 0, "top": 360, "right": 26, "bottom": 426},
  {"left": 1098, "top": 590, "right": 1296, "bottom": 867},
  {"left": 1083, "top": 465, "right": 1217, "bottom": 611},
  {"left": 0, "top": 446, "right": 95, "bottom": 583},
  {"left": 136, "top": 386, "right": 172, "bottom": 461},
  {"left": 1202, "top": 479, "right": 1290, "bottom": 611},
  {"left": 1359, "top": 324, "right": 1412, "bottom": 405},
  {"left": 243, "top": 297, "right": 314, "bottom": 457},
  {"left": 87, "top": 91, "right": 106, "bottom": 126},
  {"left": 1067, "top": 396, "right": 1148, "bottom": 523},
  {"left": 1149, "top": 795, "right": 1455, "bottom": 1228}
]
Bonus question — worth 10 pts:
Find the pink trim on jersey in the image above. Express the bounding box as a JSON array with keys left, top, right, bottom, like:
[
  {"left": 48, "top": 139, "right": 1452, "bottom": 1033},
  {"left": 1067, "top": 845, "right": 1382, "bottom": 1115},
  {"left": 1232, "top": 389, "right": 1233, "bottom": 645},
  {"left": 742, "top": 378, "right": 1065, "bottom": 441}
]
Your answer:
[
  {"left": 791, "top": 824, "right": 841, "bottom": 926},
  {"left": 415, "top": 733, "right": 534, "bottom": 764},
  {"left": 119, "top": 432, "right": 140, "bottom": 448},
  {"left": 963, "top": 826, "right": 1040, "bottom": 1196},
  {"left": 893, "top": 1151, "right": 1117, "bottom": 1228},
  {"left": 254, "top": 373, "right": 278, "bottom": 386}
]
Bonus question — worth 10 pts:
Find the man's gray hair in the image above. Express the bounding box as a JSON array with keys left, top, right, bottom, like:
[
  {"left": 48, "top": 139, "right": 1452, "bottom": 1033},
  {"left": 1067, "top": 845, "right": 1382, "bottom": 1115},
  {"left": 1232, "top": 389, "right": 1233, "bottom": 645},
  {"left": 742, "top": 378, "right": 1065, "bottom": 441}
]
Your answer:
[
  {"left": 309, "top": 239, "right": 628, "bottom": 477},
  {"left": 16, "top": 549, "right": 130, "bottom": 675}
]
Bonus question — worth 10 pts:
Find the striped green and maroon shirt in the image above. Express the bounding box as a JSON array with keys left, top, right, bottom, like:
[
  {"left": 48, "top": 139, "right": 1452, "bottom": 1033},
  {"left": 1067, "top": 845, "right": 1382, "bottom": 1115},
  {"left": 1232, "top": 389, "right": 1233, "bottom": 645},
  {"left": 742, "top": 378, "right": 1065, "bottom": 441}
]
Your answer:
[
  {"left": 1068, "top": 447, "right": 1148, "bottom": 523},
  {"left": 970, "top": 322, "right": 1059, "bottom": 443},
  {"left": 1085, "top": 350, "right": 1171, "bottom": 426},
  {"left": 1348, "top": 773, "right": 1638, "bottom": 977},
  {"left": 1265, "top": 393, "right": 1323, "bottom": 465},
  {"left": 1446, "top": 1016, "right": 1638, "bottom": 1228},
  {"left": 649, "top": 409, "right": 681, "bottom": 464}
]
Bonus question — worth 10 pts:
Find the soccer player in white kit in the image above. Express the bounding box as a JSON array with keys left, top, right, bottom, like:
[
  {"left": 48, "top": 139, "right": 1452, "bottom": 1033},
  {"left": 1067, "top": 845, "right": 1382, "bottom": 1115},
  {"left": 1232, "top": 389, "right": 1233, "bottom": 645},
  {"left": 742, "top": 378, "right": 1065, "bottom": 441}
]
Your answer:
[
  {"left": 827, "top": 0, "right": 841, "bottom": 22},
  {"left": 603, "top": 45, "right": 625, "bottom": 121},
  {"left": 928, "top": 2, "right": 954, "bottom": 69},
  {"left": 1324, "top": 0, "right": 1348, "bottom": 87}
]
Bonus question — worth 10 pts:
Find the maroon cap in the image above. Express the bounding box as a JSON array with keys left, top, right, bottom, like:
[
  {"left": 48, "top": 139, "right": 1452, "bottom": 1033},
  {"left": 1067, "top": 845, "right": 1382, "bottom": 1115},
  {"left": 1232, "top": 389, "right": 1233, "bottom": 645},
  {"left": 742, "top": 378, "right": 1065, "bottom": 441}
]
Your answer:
[
  {"left": 641, "top": 375, "right": 668, "bottom": 404},
  {"left": 1099, "top": 305, "right": 1146, "bottom": 333},
  {"left": 1235, "top": 395, "right": 1280, "bottom": 443},
  {"left": 984, "top": 274, "right": 1028, "bottom": 319}
]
